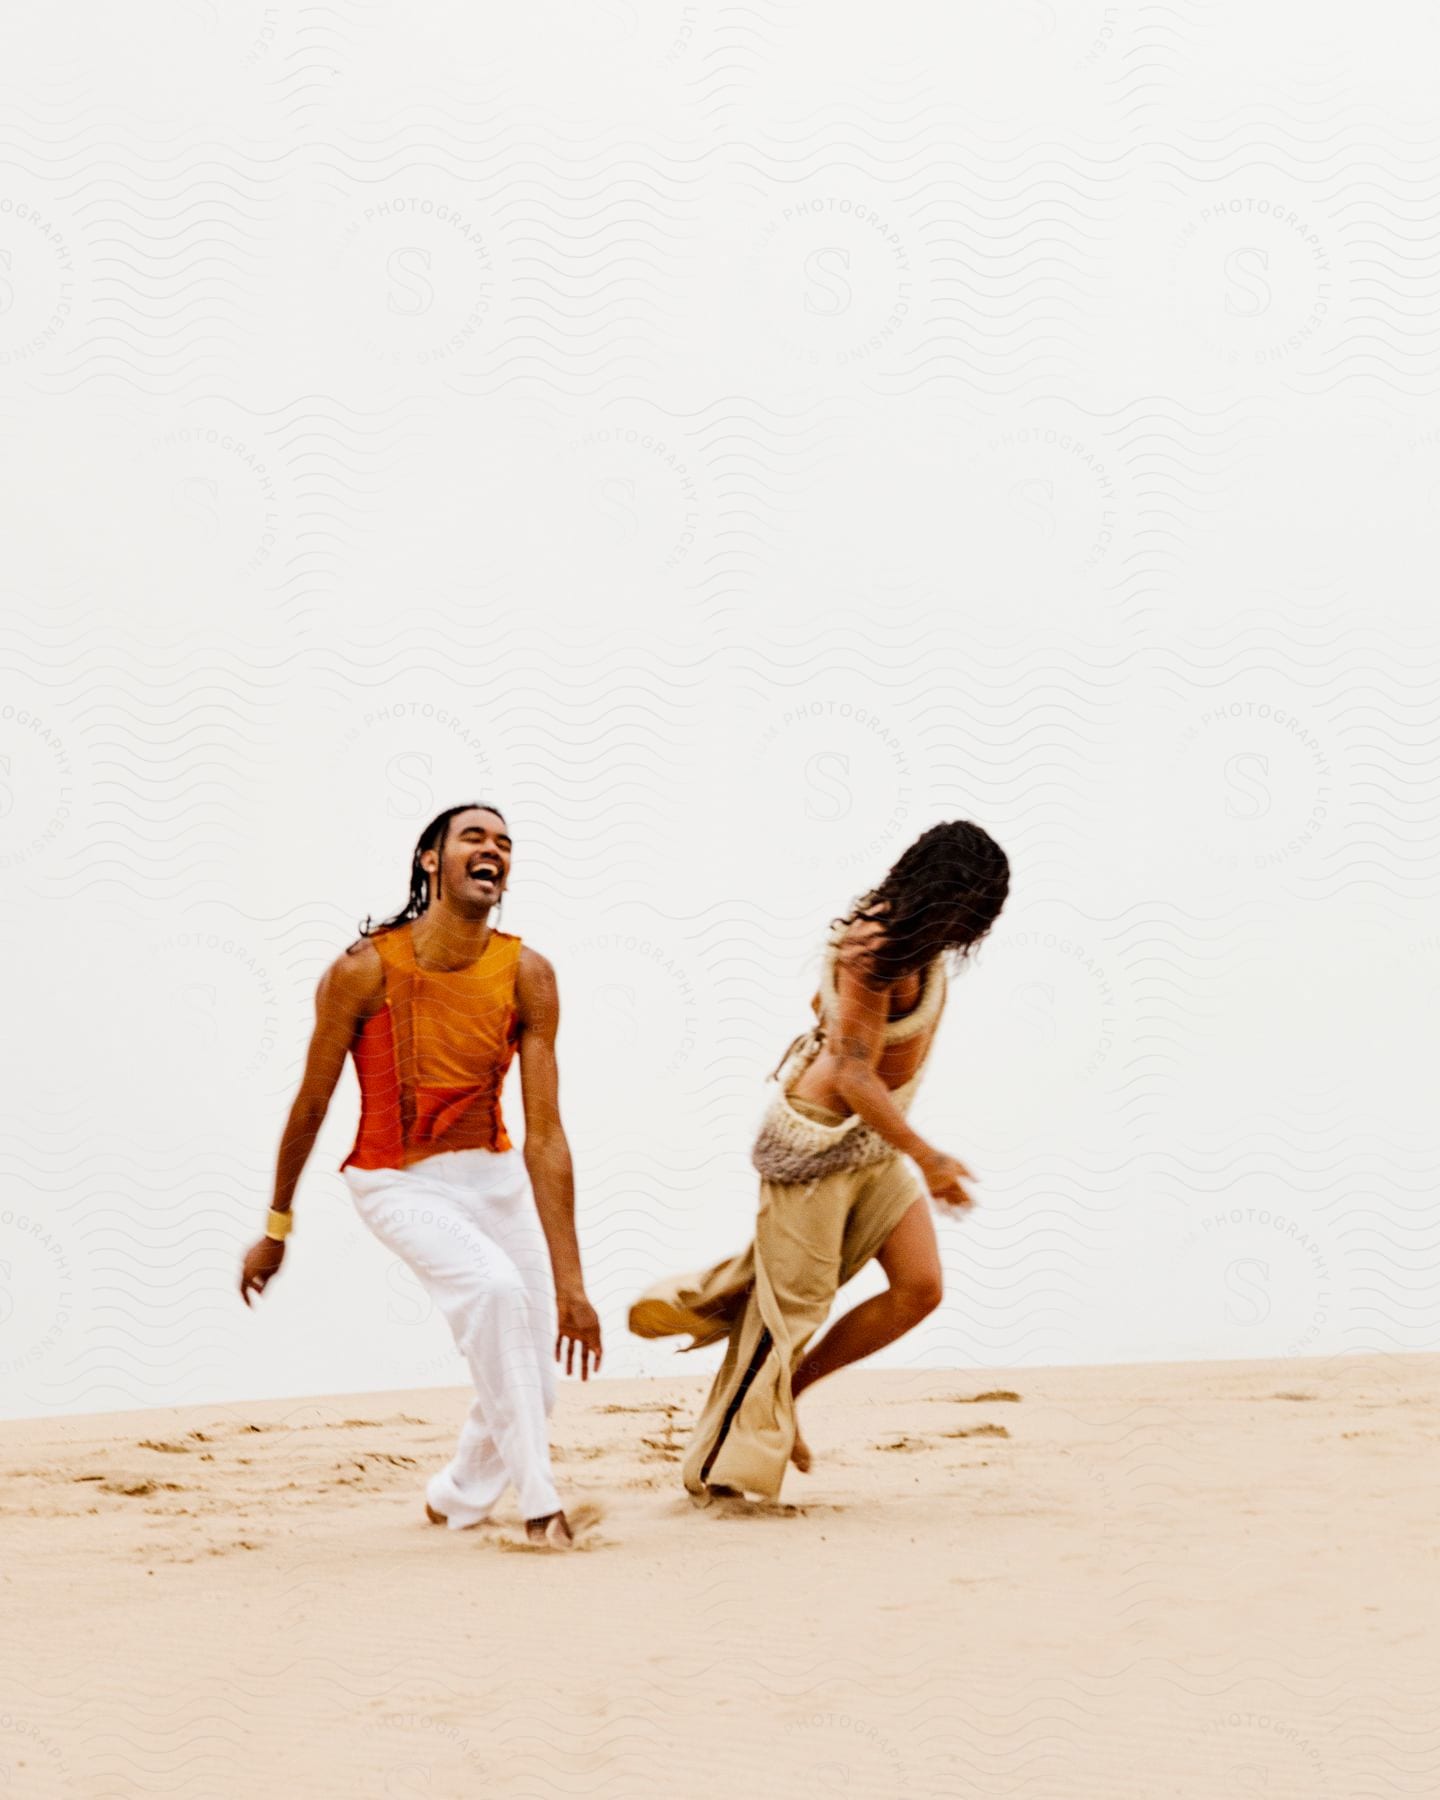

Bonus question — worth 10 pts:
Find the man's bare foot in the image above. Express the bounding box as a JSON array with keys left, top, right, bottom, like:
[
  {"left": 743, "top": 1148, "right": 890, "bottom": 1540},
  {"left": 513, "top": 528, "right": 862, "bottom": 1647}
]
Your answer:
[
  {"left": 790, "top": 1426, "right": 812, "bottom": 1474},
  {"left": 426, "top": 1502, "right": 496, "bottom": 1529},
  {"left": 524, "top": 1510, "right": 575, "bottom": 1549}
]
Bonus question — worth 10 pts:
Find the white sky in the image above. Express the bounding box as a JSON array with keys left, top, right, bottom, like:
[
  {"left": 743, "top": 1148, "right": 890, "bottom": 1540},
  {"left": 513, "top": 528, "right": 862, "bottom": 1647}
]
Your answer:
[{"left": 2, "top": 0, "right": 1437, "bottom": 1416}]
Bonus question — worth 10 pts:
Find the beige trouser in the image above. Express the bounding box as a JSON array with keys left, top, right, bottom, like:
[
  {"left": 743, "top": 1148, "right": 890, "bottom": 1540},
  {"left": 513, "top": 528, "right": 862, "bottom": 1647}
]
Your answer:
[{"left": 628, "top": 1098, "right": 923, "bottom": 1500}]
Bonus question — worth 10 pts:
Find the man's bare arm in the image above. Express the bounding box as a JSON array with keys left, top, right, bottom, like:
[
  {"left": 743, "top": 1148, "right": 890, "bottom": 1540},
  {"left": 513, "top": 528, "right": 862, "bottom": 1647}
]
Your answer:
[
  {"left": 271, "top": 943, "right": 382, "bottom": 1215},
  {"left": 241, "top": 941, "right": 381, "bottom": 1305},
  {"left": 516, "top": 948, "right": 601, "bottom": 1373}
]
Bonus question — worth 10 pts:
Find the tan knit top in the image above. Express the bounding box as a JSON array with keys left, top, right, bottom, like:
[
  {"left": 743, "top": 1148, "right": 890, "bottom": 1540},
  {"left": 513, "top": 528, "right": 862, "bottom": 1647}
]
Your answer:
[
  {"left": 752, "top": 921, "right": 949, "bottom": 1182},
  {"left": 815, "top": 915, "right": 949, "bottom": 1046}
]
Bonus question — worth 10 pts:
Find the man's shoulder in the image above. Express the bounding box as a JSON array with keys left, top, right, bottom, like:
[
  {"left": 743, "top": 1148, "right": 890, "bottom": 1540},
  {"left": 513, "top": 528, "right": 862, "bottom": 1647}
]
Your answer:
[
  {"left": 513, "top": 941, "right": 559, "bottom": 1033},
  {"left": 515, "top": 941, "right": 555, "bottom": 983},
  {"left": 328, "top": 934, "right": 386, "bottom": 990}
]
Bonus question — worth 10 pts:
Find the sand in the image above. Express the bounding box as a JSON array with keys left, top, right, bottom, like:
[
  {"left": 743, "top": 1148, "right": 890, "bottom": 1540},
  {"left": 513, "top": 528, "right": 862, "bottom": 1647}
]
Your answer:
[{"left": 1, "top": 1353, "right": 1435, "bottom": 1798}]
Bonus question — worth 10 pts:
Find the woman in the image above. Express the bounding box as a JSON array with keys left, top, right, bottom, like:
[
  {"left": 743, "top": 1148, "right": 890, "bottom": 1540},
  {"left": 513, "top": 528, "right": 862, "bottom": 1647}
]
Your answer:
[{"left": 629, "top": 819, "right": 1010, "bottom": 1501}]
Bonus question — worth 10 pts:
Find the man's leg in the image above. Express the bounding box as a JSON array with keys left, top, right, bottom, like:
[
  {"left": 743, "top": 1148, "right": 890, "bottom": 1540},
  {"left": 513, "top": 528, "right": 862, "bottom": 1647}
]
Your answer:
[
  {"left": 346, "top": 1159, "right": 561, "bottom": 1528},
  {"left": 790, "top": 1197, "right": 943, "bottom": 1403},
  {"left": 427, "top": 1396, "right": 508, "bottom": 1528},
  {"left": 446, "top": 1150, "right": 572, "bottom": 1539}
]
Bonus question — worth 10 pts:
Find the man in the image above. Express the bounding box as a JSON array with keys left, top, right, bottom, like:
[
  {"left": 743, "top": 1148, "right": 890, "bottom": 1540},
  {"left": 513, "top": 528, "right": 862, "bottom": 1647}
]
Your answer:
[
  {"left": 239, "top": 801, "right": 602, "bottom": 1549},
  {"left": 630, "top": 819, "right": 1009, "bottom": 1503}
]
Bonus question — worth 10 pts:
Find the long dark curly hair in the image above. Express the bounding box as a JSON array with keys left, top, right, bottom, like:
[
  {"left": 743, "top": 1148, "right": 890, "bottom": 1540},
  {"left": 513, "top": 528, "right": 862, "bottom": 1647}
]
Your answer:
[
  {"left": 355, "top": 801, "right": 508, "bottom": 940},
  {"left": 833, "top": 820, "right": 1009, "bottom": 986}
]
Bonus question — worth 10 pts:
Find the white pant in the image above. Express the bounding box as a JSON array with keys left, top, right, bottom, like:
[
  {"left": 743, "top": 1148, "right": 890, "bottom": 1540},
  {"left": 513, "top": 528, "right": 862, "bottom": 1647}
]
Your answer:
[{"left": 343, "top": 1147, "right": 561, "bottom": 1525}]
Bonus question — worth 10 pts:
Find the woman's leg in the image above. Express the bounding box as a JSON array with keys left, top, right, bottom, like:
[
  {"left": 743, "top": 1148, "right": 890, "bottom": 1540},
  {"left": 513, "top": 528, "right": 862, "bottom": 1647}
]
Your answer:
[
  {"left": 675, "top": 1173, "right": 852, "bottom": 1500},
  {"left": 790, "top": 1197, "right": 943, "bottom": 1403}
]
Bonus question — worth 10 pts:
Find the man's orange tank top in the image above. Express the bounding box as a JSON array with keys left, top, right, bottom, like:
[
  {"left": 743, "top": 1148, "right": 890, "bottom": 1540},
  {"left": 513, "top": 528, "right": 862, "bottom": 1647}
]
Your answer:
[{"left": 340, "top": 921, "right": 523, "bottom": 1173}]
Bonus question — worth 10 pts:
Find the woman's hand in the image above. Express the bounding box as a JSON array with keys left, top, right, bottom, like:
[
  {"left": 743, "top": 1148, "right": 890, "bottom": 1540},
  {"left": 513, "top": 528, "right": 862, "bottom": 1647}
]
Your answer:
[{"left": 917, "top": 1151, "right": 977, "bottom": 1211}]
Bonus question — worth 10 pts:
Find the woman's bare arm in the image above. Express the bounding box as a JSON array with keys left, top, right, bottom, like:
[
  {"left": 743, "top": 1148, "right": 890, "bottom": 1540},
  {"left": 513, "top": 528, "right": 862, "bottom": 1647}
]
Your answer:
[
  {"left": 825, "top": 940, "right": 938, "bottom": 1163},
  {"left": 827, "top": 931, "right": 975, "bottom": 1209}
]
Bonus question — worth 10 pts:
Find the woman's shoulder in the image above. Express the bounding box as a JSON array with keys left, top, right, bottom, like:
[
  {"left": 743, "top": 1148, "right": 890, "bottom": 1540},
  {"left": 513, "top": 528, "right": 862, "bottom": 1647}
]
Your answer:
[{"left": 826, "top": 913, "right": 888, "bottom": 981}]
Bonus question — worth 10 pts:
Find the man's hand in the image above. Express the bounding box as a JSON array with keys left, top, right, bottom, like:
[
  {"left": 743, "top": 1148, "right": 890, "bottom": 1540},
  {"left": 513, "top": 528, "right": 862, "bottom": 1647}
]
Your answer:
[
  {"left": 918, "top": 1151, "right": 977, "bottom": 1212},
  {"left": 555, "top": 1288, "right": 603, "bottom": 1380},
  {"left": 239, "top": 1237, "right": 286, "bottom": 1306}
]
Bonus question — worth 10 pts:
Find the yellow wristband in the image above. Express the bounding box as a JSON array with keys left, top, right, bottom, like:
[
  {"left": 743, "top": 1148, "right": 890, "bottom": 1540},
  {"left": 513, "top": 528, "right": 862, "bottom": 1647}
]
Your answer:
[{"left": 265, "top": 1209, "right": 293, "bottom": 1241}]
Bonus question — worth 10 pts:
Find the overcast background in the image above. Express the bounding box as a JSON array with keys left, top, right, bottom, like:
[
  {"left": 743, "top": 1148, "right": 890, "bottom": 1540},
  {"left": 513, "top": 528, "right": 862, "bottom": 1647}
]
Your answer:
[{"left": 2, "top": 1, "right": 1436, "bottom": 1418}]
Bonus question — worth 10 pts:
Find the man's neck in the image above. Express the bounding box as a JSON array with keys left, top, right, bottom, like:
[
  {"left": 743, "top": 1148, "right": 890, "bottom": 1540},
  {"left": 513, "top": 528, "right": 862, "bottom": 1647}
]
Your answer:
[{"left": 410, "top": 904, "right": 494, "bottom": 970}]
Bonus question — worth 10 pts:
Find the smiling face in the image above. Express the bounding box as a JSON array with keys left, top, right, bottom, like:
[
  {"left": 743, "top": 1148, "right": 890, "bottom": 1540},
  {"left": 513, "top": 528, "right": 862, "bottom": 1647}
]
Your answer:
[{"left": 421, "top": 806, "right": 512, "bottom": 912}]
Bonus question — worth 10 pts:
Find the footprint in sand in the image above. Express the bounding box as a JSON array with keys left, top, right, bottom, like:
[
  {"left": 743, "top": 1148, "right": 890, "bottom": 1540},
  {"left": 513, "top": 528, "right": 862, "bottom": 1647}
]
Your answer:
[
  {"left": 339, "top": 1415, "right": 430, "bottom": 1429},
  {"left": 98, "top": 1476, "right": 187, "bottom": 1497},
  {"left": 639, "top": 1435, "right": 684, "bottom": 1462},
  {"left": 701, "top": 1490, "right": 825, "bottom": 1520},
  {"left": 942, "top": 1424, "right": 1010, "bottom": 1440},
  {"left": 939, "top": 1389, "right": 1022, "bottom": 1404},
  {"left": 874, "top": 1436, "right": 930, "bottom": 1453}
]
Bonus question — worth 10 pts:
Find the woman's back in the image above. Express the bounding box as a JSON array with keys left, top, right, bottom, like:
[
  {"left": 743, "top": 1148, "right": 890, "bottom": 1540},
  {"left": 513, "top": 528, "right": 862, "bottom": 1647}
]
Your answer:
[{"left": 788, "top": 917, "right": 948, "bottom": 1108}]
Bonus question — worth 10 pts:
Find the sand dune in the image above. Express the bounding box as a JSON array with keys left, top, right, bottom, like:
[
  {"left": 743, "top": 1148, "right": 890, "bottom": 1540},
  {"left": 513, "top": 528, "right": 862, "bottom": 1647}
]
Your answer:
[{"left": 2, "top": 1354, "right": 1435, "bottom": 1797}]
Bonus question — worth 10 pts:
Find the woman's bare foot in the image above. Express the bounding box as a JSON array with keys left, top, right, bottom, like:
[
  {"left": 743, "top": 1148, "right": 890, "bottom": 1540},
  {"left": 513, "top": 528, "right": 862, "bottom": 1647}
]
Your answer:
[{"left": 524, "top": 1510, "right": 575, "bottom": 1550}]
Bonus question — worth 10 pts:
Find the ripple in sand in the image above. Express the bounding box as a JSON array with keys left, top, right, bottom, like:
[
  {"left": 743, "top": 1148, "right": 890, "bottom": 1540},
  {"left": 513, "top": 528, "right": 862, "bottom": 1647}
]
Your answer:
[{"left": 597, "top": 1402, "right": 685, "bottom": 1416}]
